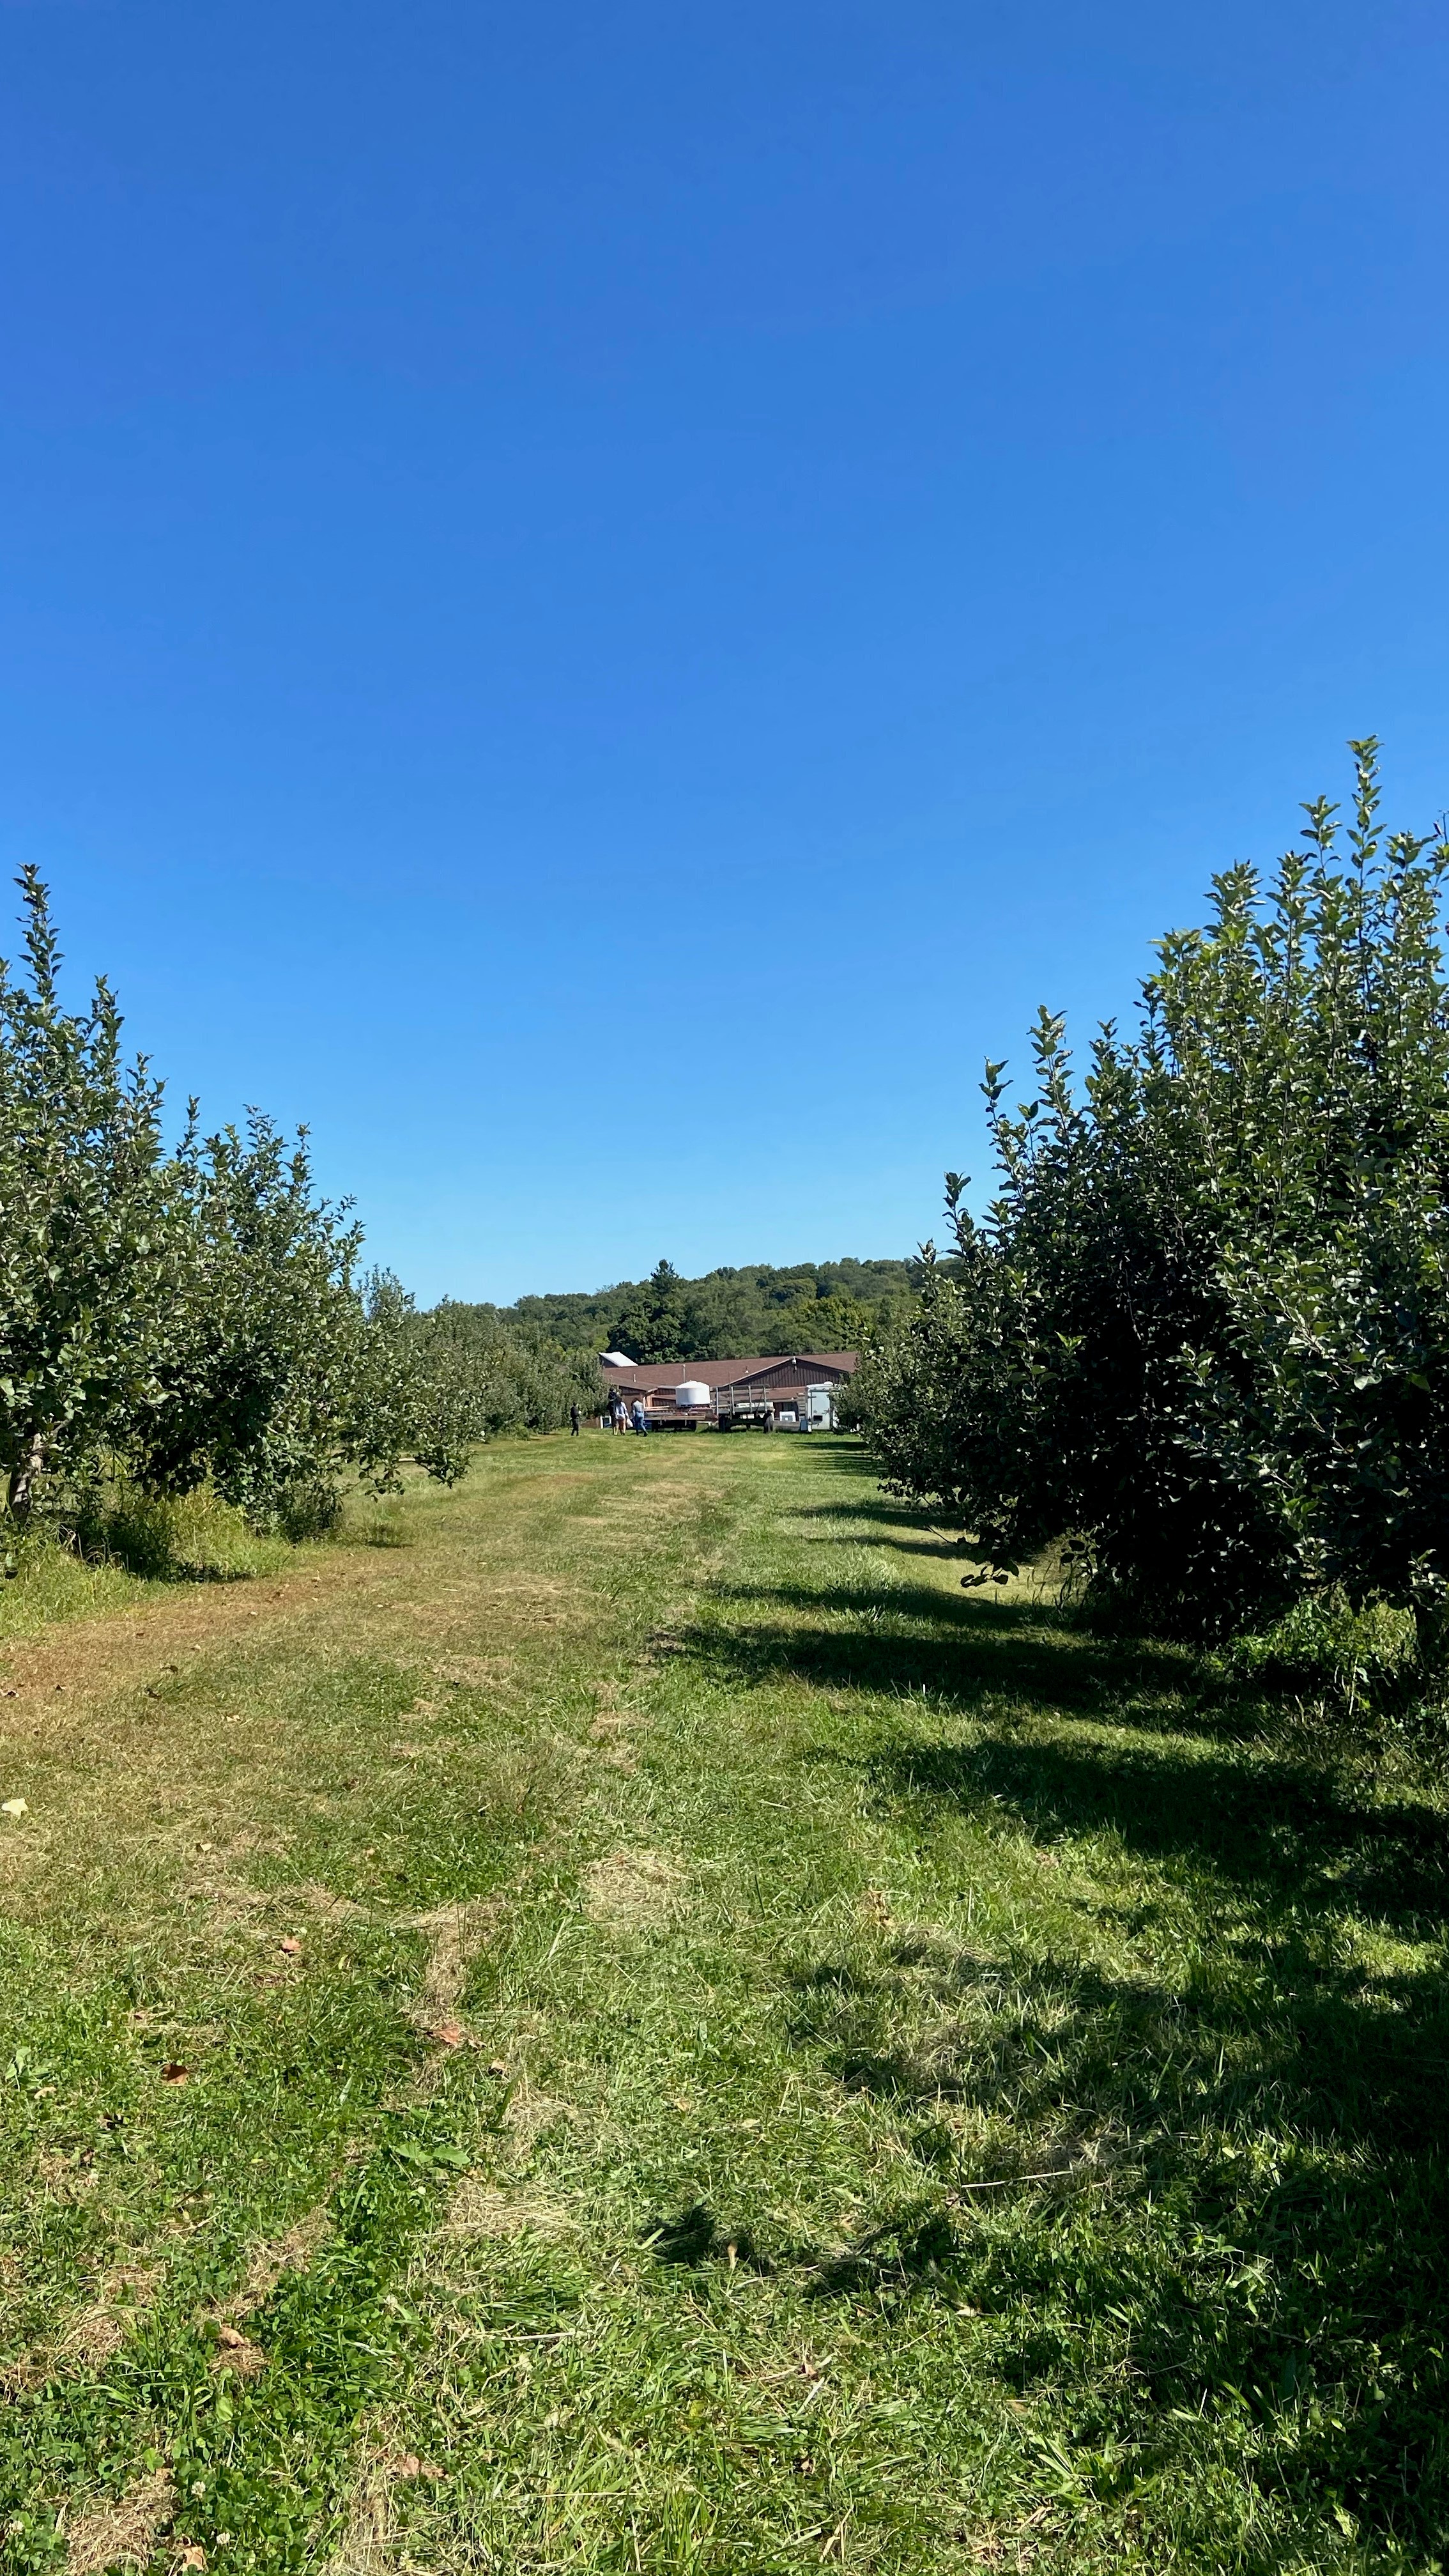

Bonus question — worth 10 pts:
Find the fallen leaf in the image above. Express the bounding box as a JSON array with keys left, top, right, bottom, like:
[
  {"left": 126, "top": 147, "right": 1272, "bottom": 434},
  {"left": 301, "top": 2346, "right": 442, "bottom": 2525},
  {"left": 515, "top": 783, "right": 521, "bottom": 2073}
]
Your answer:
[
  {"left": 278, "top": 1937, "right": 302, "bottom": 1957},
  {"left": 487, "top": 2058, "right": 508, "bottom": 2076},
  {"left": 178, "top": 2550, "right": 208, "bottom": 2571},
  {"left": 432, "top": 2021, "right": 464, "bottom": 2048},
  {"left": 161, "top": 2062, "right": 191, "bottom": 2085},
  {"left": 1, "top": 1797, "right": 27, "bottom": 1818},
  {"left": 215, "top": 2321, "right": 247, "bottom": 2348}
]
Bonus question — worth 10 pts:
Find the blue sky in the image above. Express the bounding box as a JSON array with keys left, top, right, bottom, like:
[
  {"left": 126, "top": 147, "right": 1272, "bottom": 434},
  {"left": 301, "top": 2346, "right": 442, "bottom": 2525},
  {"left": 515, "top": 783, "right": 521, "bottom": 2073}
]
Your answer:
[{"left": 3, "top": 1, "right": 1447, "bottom": 1303}]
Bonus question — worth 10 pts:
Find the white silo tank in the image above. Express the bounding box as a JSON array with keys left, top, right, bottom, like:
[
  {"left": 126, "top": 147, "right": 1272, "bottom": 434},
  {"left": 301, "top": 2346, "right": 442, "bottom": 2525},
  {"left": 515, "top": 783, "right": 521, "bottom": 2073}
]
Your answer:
[{"left": 675, "top": 1380, "right": 711, "bottom": 1410}]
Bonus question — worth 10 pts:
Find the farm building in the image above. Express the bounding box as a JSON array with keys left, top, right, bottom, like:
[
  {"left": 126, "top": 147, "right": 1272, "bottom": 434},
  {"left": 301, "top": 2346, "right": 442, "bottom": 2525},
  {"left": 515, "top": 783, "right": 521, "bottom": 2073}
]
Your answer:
[{"left": 599, "top": 1350, "right": 858, "bottom": 1430}]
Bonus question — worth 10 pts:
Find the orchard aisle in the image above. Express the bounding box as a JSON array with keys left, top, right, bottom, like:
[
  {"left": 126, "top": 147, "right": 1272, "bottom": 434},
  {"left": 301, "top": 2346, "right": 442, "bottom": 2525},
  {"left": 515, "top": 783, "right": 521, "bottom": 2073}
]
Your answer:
[{"left": 1, "top": 1436, "right": 1443, "bottom": 2573}]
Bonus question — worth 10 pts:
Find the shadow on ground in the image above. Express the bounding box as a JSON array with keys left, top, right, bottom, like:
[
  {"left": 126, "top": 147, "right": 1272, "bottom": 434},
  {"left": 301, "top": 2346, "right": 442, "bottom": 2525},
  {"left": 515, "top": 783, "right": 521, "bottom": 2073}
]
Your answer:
[
  {"left": 694, "top": 1577, "right": 1228, "bottom": 1737},
  {"left": 689, "top": 1477, "right": 1449, "bottom": 2549}
]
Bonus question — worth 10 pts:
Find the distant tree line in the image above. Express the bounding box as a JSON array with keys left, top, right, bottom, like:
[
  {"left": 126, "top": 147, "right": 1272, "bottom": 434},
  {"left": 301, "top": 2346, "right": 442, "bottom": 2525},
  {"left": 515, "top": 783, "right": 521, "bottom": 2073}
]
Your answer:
[
  {"left": 853, "top": 744, "right": 1449, "bottom": 1672},
  {"left": 0, "top": 872, "right": 595, "bottom": 1541},
  {"left": 481, "top": 1255, "right": 922, "bottom": 1366}
]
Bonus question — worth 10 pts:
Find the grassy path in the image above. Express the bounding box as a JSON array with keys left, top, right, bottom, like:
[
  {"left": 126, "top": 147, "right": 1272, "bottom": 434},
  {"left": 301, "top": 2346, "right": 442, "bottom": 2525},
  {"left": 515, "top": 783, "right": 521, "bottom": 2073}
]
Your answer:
[{"left": 1, "top": 1436, "right": 1445, "bottom": 2574}]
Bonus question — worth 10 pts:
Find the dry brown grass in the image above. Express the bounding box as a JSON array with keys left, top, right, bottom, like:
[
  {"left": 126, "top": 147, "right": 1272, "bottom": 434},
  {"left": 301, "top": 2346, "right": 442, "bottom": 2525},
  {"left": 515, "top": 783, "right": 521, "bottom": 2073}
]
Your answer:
[
  {"left": 583, "top": 1845, "right": 682, "bottom": 1929},
  {"left": 442, "top": 2179, "right": 575, "bottom": 2240},
  {"left": 588, "top": 1679, "right": 646, "bottom": 1772},
  {"left": 400, "top": 1897, "right": 499, "bottom": 2028},
  {"left": 210, "top": 2321, "right": 268, "bottom": 2377},
  {"left": 0, "top": 1455, "right": 628, "bottom": 1932},
  {"left": 233, "top": 2201, "right": 334, "bottom": 2316},
  {"left": 63, "top": 2469, "right": 175, "bottom": 2575},
  {"left": 320, "top": 2449, "right": 398, "bottom": 2576},
  {"left": 0, "top": 1555, "right": 385, "bottom": 1727},
  {"left": 4, "top": 2262, "right": 163, "bottom": 2397},
  {"left": 427, "top": 1653, "right": 516, "bottom": 1690},
  {"left": 500, "top": 2085, "right": 575, "bottom": 2147},
  {"left": 321, "top": 2441, "right": 449, "bottom": 2576}
]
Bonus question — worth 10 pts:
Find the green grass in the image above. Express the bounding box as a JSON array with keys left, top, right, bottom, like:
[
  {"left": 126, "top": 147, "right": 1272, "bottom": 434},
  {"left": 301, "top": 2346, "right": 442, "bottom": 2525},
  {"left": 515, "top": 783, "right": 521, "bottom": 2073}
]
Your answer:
[
  {"left": 0, "top": 1435, "right": 1445, "bottom": 2573},
  {"left": 0, "top": 1490, "right": 296, "bottom": 1648}
]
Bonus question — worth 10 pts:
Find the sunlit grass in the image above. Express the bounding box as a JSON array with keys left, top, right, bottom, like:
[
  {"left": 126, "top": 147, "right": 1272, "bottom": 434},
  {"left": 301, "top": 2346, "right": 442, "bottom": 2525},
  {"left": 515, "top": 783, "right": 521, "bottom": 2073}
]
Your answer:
[
  {"left": 0, "top": 1433, "right": 1443, "bottom": 2573},
  {"left": 0, "top": 1488, "right": 298, "bottom": 1647}
]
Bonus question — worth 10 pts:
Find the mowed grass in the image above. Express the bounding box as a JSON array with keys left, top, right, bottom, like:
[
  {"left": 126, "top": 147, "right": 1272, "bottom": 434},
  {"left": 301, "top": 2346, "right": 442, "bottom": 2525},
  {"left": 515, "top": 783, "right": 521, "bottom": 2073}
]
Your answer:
[{"left": 0, "top": 1435, "right": 1445, "bottom": 2575}]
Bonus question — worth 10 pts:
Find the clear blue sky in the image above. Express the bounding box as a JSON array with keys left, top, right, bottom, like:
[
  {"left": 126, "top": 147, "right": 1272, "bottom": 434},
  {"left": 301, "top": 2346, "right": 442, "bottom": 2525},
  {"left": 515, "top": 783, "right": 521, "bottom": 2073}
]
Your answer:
[{"left": 3, "top": 2, "right": 1446, "bottom": 1304}]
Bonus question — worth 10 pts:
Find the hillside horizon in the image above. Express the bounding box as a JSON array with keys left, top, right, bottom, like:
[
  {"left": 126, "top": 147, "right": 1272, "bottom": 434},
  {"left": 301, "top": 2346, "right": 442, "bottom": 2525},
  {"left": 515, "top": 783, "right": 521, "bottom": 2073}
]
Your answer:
[{"left": 430, "top": 1254, "right": 931, "bottom": 1364}]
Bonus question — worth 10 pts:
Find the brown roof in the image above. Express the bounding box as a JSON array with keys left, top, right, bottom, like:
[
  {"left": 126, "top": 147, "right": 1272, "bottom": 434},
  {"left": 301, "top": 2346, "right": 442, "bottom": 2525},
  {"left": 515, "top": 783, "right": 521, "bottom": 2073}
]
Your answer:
[{"left": 600, "top": 1352, "right": 858, "bottom": 1393}]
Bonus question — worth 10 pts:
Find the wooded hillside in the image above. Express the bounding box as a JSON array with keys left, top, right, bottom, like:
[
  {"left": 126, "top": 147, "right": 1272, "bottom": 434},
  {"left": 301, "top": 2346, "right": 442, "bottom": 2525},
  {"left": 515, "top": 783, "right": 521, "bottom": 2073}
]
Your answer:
[{"left": 437, "top": 1256, "right": 926, "bottom": 1365}]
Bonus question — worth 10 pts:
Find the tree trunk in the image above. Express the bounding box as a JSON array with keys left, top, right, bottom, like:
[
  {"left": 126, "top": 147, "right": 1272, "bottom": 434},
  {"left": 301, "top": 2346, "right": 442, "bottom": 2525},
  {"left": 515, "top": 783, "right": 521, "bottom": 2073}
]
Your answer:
[{"left": 8, "top": 1435, "right": 47, "bottom": 1524}]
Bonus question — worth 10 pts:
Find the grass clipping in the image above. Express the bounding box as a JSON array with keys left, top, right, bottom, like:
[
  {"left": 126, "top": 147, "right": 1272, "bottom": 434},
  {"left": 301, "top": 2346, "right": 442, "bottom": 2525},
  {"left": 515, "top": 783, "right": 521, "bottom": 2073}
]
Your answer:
[{"left": 584, "top": 1846, "right": 682, "bottom": 1930}]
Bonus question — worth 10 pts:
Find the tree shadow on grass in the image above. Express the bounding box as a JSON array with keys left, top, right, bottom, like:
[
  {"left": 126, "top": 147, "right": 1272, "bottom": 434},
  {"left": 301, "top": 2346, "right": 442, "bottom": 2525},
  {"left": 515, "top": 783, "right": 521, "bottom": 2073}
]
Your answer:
[
  {"left": 789, "top": 1926, "right": 1449, "bottom": 2154},
  {"left": 643, "top": 1899, "right": 1449, "bottom": 2535},
  {"left": 866, "top": 1730, "right": 1449, "bottom": 1932},
  {"left": 792, "top": 1493, "right": 959, "bottom": 1532},
  {"left": 802, "top": 1529, "right": 975, "bottom": 1561},
  {"left": 692, "top": 1565, "right": 1449, "bottom": 1924},
  {"left": 781, "top": 1893, "right": 1449, "bottom": 2544},
  {"left": 643, "top": 2200, "right": 776, "bottom": 2274},
  {"left": 641, "top": 2193, "right": 968, "bottom": 2299},
  {"left": 690, "top": 1582, "right": 1226, "bottom": 1739},
  {"left": 691, "top": 1513, "right": 1449, "bottom": 2545}
]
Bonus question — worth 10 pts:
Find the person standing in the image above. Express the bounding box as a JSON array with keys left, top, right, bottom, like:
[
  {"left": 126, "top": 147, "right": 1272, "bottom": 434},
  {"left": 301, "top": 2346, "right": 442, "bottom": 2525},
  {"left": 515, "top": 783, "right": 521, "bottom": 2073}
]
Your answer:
[
  {"left": 569, "top": 1403, "right": 581, "bottom": 1437},
  {"left": 632, "top": 1399, "right": 648, "bottom": 1435}
]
